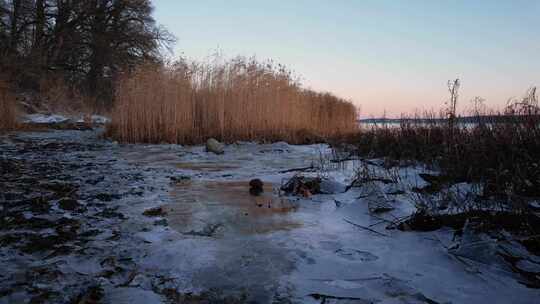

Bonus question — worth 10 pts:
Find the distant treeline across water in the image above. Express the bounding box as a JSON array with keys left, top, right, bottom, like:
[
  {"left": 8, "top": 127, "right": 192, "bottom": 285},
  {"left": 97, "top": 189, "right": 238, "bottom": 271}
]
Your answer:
[{"left": 358, "top": 114, "right": 540, "bottom": 127}]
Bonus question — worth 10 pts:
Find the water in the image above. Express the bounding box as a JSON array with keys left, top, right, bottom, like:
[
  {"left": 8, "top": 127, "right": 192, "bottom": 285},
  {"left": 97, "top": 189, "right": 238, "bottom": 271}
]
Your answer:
[{"left": 167, "top": 180, "right": 300, "bottom": 235}]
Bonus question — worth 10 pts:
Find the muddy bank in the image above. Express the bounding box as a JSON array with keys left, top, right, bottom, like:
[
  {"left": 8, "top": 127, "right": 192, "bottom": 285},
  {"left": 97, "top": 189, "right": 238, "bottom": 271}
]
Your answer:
[{"left": 0, "top": 131, "right": 176, "bottom": 303}]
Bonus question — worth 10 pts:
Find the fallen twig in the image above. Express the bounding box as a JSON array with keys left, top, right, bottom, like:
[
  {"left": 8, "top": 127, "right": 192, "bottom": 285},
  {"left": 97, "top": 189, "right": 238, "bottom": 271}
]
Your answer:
[
  {"left": 279, "top": 165, "right": 314, "bottom": 173},
  {"left": 359, "top": 158, "right": 383, "bottom": 167},
  {"left": 366, "top": 213, "right": 396, "bottom": 228},
  {"left": 329, "top": 157, "right": 357, "bottom": 163},
  {"left": 368, "top": 219, "right": 388, "bottom": 228},
  {"left": 344, "top": 218, "right": 390, "bottom": 237},
  {"left": 309, "top": 293, "right": 373, "bottom": 304}
]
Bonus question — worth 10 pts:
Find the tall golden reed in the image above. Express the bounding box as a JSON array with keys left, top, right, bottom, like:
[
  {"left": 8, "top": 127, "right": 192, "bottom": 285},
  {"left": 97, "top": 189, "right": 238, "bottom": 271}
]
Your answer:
[
  {"left": 108, "top": 57, "right": 358, "bottom": 144},
  {"left": 0, "top": 80, "right": 18, "bottom": 131}
]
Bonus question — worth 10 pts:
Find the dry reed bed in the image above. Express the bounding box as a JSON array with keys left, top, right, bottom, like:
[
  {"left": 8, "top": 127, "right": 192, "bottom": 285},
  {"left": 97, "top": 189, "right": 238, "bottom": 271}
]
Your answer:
[
  {"left": 0, "top": 80, "right": 18, "bottom": 131},
  {"left": 107, "top": 57, "right": 357, "bottom": 144}
]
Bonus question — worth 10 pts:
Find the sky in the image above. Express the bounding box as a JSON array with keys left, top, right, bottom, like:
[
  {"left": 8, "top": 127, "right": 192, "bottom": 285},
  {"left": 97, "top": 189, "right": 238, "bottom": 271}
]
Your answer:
[{"left": 153, "top": 0, "right": 540, "bottom": 117}]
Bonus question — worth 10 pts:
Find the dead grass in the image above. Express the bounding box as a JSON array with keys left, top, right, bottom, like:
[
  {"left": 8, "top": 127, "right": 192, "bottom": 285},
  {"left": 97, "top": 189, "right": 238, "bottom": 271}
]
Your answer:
[
  {"left": 351, "top": 87, "right": 540, "bottom": 200},
  {"left": 107, "top": 57, "right": 358, "bottom": 144},
  {"left": 0, "top": 80, "right": 18, "bottom": 131},
  {"left": 342, "top": 87, "right": 540, "bottom": 238}
]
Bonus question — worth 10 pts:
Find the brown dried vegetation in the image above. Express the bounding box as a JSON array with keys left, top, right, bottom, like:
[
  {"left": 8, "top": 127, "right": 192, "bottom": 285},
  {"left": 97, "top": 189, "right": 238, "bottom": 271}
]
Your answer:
[
  {"left": 107, "top": 57, "right": 358, "bottom": 144},
  {"left": 0, "top": 80, "right": 18, "bottom": 131}
]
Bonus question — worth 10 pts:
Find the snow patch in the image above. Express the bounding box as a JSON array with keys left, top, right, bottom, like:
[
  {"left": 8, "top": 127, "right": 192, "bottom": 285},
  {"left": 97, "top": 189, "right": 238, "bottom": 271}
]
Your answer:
[{"left": 23, "top": 113, "right": 69, "bottom": 124}]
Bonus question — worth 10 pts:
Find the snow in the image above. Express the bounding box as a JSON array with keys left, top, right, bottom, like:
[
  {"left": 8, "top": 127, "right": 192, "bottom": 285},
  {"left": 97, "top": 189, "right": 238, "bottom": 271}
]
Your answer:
[
  {"left": 23, "top": 113, "right": 69, "bottom": 124},
  {"left": 22, "top": 113, "right": 110, "bottom": 124},
  {"left": 115, "top": 139, "right": 540, "bottom": 303},
  {"left": 74, "top": 114, "right": 110, "bottom": 124},
  {"left": 90, "top": 115, "right": 110, "bottom": 124}
]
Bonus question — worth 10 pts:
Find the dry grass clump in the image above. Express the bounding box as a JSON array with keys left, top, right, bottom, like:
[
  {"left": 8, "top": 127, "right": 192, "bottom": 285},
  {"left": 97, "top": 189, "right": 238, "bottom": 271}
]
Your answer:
[
  {"left": 0, "top": 80, "right": 18, "bottom": 131},
  {"left": 108, "top": 57, "right": 357, "bottom": 144}
]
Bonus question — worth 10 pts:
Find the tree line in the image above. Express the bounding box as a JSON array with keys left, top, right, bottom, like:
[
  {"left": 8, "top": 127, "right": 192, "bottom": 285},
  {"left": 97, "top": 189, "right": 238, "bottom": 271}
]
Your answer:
[{"left": 0, "top": 0, "right": 173, "bottom": 106}]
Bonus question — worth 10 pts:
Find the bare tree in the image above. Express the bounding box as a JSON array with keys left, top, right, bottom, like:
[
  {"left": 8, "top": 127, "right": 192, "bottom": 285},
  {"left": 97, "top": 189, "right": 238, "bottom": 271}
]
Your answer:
[
  {"left": 446, "top": 78, "right": 460, "bottom": 129},
  {"left": 0, "top": 0, "right": 175, "bottom": 106}
]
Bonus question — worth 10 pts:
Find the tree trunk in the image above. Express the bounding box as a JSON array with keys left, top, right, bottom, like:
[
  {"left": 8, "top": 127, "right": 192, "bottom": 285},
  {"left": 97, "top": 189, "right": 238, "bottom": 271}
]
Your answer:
[
  {"left": 31, "top": 0, "right": 46, "bottom": 79},
  {"left": 9, "top": 0, "right": 21, "bottom": 54}
]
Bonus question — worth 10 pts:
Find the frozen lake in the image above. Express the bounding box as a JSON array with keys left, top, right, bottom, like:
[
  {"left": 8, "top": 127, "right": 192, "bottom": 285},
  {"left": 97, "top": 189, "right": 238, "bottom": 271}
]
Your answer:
[{"left": 1, "top": 129, "right": 538, "bottom": 303}]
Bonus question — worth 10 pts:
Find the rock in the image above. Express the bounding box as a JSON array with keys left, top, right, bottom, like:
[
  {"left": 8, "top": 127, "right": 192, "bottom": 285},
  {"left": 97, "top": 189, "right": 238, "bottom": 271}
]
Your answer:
[
  {"left": 249, "top": 178, "right": 263, "bottom": 189},
  {"left": 206, "top": 138, "right": 224, "bottom": 154},
  {"left": 249, "top": 179, "right": 264, "bottom": 196},
  {"left": 58, "top": 197, "right": 81, "bottom": 211},
  {"left": 143, "top": 206, "right": 166, "bottom": 217}
]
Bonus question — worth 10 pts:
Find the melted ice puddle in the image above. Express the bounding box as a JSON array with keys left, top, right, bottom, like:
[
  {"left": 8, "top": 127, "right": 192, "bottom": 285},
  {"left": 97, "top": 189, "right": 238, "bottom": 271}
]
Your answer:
[{"left": 167, "top": 180, "right": 302, "bottom": 235}]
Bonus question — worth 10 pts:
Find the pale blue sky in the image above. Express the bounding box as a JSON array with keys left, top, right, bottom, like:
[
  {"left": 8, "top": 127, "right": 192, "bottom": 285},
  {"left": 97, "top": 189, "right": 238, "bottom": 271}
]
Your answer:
[{"left": 153, "top": 0, "right": 539, "bottom": 117}]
